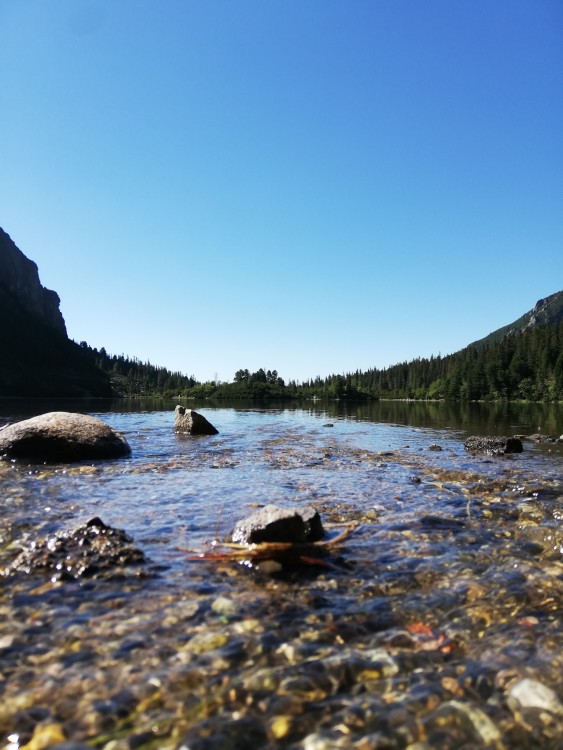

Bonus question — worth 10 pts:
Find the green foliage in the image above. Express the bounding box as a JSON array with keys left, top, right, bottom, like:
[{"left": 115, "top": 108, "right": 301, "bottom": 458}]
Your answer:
[
  {"left": 322, "top": 323, "right": 563, "bottom": 402},
  {"left": 199, "top": 368, "right": 288, "bottom": 399},
  {"left": 77, "top": 344, "right": 198, "bottom": 398},
  {"left": 179, "top": 324, "right": 563, "bottom": 402}
]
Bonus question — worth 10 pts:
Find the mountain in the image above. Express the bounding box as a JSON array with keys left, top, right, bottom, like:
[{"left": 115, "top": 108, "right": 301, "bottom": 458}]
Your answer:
[
  {"left": 0, "top": 228, "right": 67, "bottom": 337},
  {"left": 469, "top": 291, "right": 563, "bottom": 349},
  {"left": 0, "top": 228, "right": 112, "bottom": 398}
]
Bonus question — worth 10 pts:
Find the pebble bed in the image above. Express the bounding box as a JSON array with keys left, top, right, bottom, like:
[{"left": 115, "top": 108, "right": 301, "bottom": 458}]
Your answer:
[{"left": 0, "top": 408, "right": 562, "bottom": 749}]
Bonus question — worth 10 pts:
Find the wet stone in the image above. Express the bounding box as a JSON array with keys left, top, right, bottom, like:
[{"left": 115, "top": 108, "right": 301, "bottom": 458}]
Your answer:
[
  {"left": 508, "top": 677, "right": 563, "bottom": 715},
  {"left": 2, "top": 516, "right": 146, "bottom": 580},
  {"left": 174, "top": 405, "right": 219, "bottom": 435},
  {"left": 464, "top": 436, "right": 523, "bottom": 455},
  {"left": 229, "top": 504, "right": 324, "bottom": 544}
]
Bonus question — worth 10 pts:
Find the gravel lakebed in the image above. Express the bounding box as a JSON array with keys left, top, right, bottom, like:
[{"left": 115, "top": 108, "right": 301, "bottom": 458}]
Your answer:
[{"left": 1, "top": 408, "right": 562, "bottom": 749}]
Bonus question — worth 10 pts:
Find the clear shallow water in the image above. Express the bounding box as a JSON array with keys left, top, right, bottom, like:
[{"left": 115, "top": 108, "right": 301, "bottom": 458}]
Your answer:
[
  {"left": 1, "top": 402, "right": 562, "bottom": 749},
  {"left": 0, "top": 407, "right": 468, "bottom": 564}
]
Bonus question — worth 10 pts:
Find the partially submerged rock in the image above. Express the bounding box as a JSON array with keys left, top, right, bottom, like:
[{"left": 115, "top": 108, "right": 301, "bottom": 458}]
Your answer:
[
  {"left": 230, "top": 504, "right": 324, "bottom": 545},
  {"left": 3, "top": 516, "right": 146, "bottom": 580},
  {"left": 0, "top": 412, "right": 130, "bottom": 461},
  {"left": 525, "top": 433, "right": 561, "bottom": 443},
  {"left": 175, "top": 405, "right": 218, "bottom": 435},
  {"left": 464, "top": 436, "right": 523, "bottom": 455},
  {"left": 508, "top": 678, "right": 563, "bottom": 716}
]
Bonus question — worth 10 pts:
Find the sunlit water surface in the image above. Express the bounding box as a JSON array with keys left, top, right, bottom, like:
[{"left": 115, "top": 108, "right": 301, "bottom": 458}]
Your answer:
[{"left": 1, "top": 402, "right": 562, "bottom": 749}]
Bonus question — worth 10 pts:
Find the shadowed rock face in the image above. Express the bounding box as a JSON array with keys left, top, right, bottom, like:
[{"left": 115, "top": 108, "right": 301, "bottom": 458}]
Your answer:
[
  {"left": 464, "top": 436, "right": 523, "bottom": 455},
  {"left": 0, "top": 228, "right": 67, "bottom": 337},
  {"left": 230, "top": 504, "right": 325, "bottom": 545},
  {"left": 174, "top": 405, "right": 219, "bottom": 435},
  {"left": 0, "top": 412, "right": 131, "bottom": 461}
]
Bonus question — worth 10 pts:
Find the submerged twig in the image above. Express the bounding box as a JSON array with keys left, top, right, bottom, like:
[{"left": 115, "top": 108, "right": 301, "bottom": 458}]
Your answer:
[{"left": 180, "top": 522, "right": 360, "bottom": 565}]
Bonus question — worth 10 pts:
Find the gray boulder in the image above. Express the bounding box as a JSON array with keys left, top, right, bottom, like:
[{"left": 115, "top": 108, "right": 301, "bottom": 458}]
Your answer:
[
  {"left": 175, "top": 405, "right": 218, "bottom": 435},
  {"left": 464, "top": 436, "right": 523, "bottom": 455},
  {"left": 0, "top": 412, "right": 131, "bottom": 461},
  {"left": 230, "top": 504, "right": 324, "bottom": 545}
]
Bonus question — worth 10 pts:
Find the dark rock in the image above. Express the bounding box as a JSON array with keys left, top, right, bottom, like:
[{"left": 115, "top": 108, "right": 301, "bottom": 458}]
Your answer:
[
  {"left": 178, "top": 715, "right": 268, "bottom": 750},
  {"left": 464, "top": 436, "right": 523, "bottom": 455},
  {"left": 0, "top": 412, "right": 131, "bottom": 461},
  {"left": 0, "top": 229, "right": 114, "bottom": 398},
  {"left": 230, "top": 504, "right": 324, "bottom": 545},
  {"left": 0, "top": 227, "right": 67, "bottom": 336},
  {"left": 3, "top": 517, "right": 146, "bottom": 580},
  {"left": 175, "top": 405, "right": 218, "bottom": 435},
  {"left": 428, "top": 443, "right": 443, "bottom": 451}
]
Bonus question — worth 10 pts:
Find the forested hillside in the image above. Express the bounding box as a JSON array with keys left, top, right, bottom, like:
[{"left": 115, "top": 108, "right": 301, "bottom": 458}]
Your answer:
[
  {"left": 78, "top": 343, "right": 198, "bottom": 397},
  {"left": 181, "top": 321, "right": 563, "bottom": 402},
  {"left": 300, "top": 321, "right": 563, "bottom": 402}
]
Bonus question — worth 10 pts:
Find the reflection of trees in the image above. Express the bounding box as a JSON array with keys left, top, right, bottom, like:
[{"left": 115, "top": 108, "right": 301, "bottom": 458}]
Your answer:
[{"left": 302, "top": 400, "right": 563, "bottom": 436}]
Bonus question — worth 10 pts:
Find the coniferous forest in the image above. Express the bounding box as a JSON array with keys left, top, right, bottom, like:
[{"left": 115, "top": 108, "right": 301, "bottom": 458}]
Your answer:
[{"left": 80, "top": 321, "right": 563, "bottom": 402}]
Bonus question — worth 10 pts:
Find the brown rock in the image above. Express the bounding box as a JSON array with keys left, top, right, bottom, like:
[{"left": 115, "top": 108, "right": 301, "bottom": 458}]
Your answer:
[
  {"left": 174, "top": 405, "right": 218, "bottom": 435},
  {"left": 0, "top": 412, "right": 131, "bottom": 461}
]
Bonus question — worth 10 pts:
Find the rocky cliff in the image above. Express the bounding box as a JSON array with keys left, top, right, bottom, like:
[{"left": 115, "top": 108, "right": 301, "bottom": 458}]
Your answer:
[
  {"left": 0, "top": 228, "right": 67, "bottom": 337},
  {"left": 0, "top": 228, "right": 112, "bottom": 398}
]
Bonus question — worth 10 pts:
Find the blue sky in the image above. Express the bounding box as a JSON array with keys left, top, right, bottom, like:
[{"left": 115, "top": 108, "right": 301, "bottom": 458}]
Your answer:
[{"left": 2, "top": 1, "right": 562, "bottom": 383}]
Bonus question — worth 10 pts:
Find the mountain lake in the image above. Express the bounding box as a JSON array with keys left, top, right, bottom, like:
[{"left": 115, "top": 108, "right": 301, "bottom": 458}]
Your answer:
[{"left": 0, "top": 399, "right": 562, "bottom": 749}]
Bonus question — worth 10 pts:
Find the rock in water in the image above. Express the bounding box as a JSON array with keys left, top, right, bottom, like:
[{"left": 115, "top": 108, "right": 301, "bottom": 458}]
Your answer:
[
  {"left": 175, "top": 405, "right": 218, "bottom": 435},
  {"left": 464, "top": 436, "right": 523, "bottom": 455},
  {"left": 4, "top": 516, "right": 145, "bottom": 580},
  {"left": 0, "top": 411, "right": 131, "bottom": 461},
  {"left": 230, "top": 504, "right": 324, "bottom": 545},
  {"left": 508, "top": 678, "right": 563, "bottom": 715}
]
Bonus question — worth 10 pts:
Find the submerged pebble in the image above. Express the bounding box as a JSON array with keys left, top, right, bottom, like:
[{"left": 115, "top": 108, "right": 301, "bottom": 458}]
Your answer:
[{"left": 0, "top": 408, "right": 562, "bottom": 749}]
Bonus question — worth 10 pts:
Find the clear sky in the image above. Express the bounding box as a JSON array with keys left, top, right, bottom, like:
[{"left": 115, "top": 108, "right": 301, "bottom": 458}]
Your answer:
[{"left": 1, "top": 1, "right": 562, "bottom": 384}]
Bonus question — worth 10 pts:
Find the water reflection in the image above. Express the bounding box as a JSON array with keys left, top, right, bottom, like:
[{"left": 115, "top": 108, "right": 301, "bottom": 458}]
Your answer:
[{"left": 1, "top": 397, "right": 561, "bottom": 439}]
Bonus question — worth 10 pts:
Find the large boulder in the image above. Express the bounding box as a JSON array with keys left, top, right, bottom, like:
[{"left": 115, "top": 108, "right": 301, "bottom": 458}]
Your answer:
[
  {"left": 0, "top": 412, "right": 131, "bottom": 461},
  {"left": 464, "top": 436, "right": 523, "bottom": 455},
  {"left": 175, "top": 405, "right": 218, "bottom": 435},
  {"left": 230, "top": 504, "right": 324, "bottom": 545}
]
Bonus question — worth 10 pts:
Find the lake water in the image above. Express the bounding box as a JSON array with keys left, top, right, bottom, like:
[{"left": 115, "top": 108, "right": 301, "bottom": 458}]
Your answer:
[{"left": 1, "top": 400, "right": 562, "bottom": 749}]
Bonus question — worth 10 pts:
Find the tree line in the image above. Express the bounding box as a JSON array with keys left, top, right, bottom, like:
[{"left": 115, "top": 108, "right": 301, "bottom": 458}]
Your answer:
[
  {"left": 79, "top": 343, "right": 197, "bottom": 397},
  {"left": 80, "top": 321, "right": 563, "bottom": 402},
  {"left": 299, "top": 322, "right": 563, "bottom": 402}
]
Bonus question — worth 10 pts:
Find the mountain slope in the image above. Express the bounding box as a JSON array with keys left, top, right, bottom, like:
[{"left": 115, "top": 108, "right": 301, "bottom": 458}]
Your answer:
[{"left": 469, "top": 291, "right": 563, "bottom": 349}]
